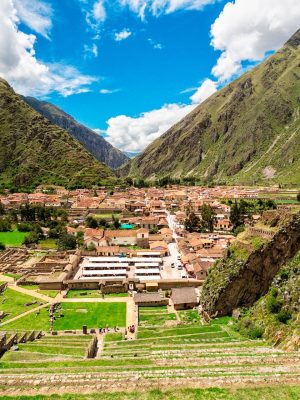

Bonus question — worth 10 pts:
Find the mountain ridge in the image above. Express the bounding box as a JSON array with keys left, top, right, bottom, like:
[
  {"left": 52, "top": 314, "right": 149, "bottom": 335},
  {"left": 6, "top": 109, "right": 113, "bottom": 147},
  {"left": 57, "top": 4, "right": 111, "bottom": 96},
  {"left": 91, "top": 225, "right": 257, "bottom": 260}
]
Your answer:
[
  {"left": 123, "top": 29, "right": 300, "bottom": 185},
  {"left": 0, "top": 78, "right": 115, "bottom": 189},
  {"left": 22, "top": 96, "right": 129, "bottom": 170}
]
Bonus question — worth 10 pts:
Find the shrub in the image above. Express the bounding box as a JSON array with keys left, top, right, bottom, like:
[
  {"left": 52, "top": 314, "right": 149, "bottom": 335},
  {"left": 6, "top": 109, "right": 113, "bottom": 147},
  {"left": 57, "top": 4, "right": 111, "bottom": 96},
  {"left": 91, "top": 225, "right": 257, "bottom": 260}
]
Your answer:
[
  {"left": 0, "top": 242, "right": 5, "bottom": 251},
  {"left": 277, "top": 310, "right": 292, "bottom": 324},
  {"left": 236, "top": 317, "right": 264, "bottom": 339},
  {"left": 267, "top": 295, "right": 283, "bottom": 314},
  {"left": 279, "top": 268, "right": 289, "bottom": 281}
]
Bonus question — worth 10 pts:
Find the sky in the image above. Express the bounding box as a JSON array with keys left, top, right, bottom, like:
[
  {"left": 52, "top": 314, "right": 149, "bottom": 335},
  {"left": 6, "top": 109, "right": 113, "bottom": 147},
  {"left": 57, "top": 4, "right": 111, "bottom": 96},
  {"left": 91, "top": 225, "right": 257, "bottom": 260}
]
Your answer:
[{"left": 1, "top": 0, "right": 300, "bottom": 155}]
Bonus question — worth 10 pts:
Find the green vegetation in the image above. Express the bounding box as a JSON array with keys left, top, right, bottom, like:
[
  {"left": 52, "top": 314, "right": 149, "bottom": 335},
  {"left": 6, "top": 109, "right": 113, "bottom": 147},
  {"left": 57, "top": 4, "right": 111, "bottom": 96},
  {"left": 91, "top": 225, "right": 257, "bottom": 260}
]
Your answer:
[
  {"left": 235, "top": 251, "right": 300, "bottom": 346},
  {"left": 66, "top": 290, "right": 128, "bottom": 298},
  {"left": 0, "top": 78, "right": 116, "bottom": 189},
  {"left": 0, "top": 230, "right": 28, "bottom": 246},
  {"left": 139, "top": 306, "right": 177, "bottom": 326},
  {"left": 3, "top": 302, "right": 127, "bottom": 331},
  {"left": 0, "top": 288, "right": 45, "bottom": 322},
  {"left": 2, "top": 273, "right": 22, "bottom": 280},
  {"left": 23, "top": 95, "right": 129, "bottom": 170},
  {"left": 1, "top": 386, "right": 300, "bottom": 400},
  {"left": 124, "top": 30, "right": 300, "bottom": 185}
]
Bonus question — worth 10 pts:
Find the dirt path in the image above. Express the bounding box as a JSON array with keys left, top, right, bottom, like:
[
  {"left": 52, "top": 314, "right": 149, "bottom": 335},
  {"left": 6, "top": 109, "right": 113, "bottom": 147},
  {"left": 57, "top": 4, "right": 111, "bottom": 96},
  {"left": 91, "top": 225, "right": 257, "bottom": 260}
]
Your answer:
[
  {"left": 7, "top": 284, "right": 55, "bottom": 303},
  {"left": 0, "top": 302, "right": 50, "bottom": 327},
  {"left": 126, "top": 297, "right": 137, "bottom": 339},
  {"left": 0, "top": 273, "right": 14, "bottom": 283}
]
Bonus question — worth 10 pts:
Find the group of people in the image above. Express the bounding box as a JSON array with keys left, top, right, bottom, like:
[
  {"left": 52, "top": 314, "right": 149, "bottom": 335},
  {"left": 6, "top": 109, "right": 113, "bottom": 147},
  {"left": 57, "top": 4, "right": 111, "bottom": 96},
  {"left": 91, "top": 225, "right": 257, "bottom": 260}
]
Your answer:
[{"left": 99, "top": 326, "right": 120, "bottom": 334}]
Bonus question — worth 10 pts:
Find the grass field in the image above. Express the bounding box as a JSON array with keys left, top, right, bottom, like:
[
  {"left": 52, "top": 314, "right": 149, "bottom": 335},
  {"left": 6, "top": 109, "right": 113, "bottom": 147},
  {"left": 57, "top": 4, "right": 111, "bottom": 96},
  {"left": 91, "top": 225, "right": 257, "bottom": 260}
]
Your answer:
[
  {"left": 0, "top": 386, "right": 299, "bottom": 399},
  {"left": 0, "top": 230, "right": 28, "bottom": 246},
  {"left": 2, "top": 302, "right": 127, "bottom": 331},
  {"left": 19, "top": 285, "right": 59, "bottom": 298},
  {"left": 54, "top": 303, "right": 126, "bottom": 330},
  {"left": 0, "top": 288, "right": 45, "bottom": 323},
  {"left": 139, "top": 306, "right": 177, "bottom": 326},
  {"left": 67, "top": 290, "right": 128, "bottom": 298},
  {"left": 37, "top": 239, "right": 58, "bottom": 249}
]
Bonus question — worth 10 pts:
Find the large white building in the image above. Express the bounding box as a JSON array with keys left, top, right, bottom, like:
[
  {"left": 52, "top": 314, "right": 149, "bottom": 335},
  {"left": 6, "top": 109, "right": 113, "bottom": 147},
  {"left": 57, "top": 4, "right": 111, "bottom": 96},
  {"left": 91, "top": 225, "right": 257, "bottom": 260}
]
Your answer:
[{"left": 76, "top": 254, "right": 163, "bottom": 281}]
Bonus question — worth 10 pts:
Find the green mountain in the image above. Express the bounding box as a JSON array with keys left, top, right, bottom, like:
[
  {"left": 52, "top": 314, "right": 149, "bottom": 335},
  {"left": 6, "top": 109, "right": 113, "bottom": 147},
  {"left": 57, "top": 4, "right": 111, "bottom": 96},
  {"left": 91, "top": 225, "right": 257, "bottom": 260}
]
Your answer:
[
  {"left": 22, "top": 96, "right": 129, "bottom": 170},
  {"left": 0, "top": 78, "right": 115, "bottom": 189},
  {"left": 125, "top": 29, "right": 300, "bottom": 185}
]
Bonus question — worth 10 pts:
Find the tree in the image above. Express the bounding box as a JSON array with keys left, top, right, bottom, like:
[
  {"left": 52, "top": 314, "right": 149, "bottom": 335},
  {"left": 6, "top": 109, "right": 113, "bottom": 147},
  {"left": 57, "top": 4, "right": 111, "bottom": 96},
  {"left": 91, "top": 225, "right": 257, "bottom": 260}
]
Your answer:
[
  {"left": 23, "top": 232, "right": 39, "bottom": 246},
  {"left": 200, "top": 204, "right": 215, "bottom": 232},
  {"left": 85, "top": 216, "right": 98, "bottom": 229},
  {"left": 0, "top": 242, "right": 5, "bottom": 251},
  {"left": 184, "top": 212, "right": 200, "bottom": 232},
  {"left": 112, "top": 215, "right": 120, "bottom": 229},
  {"left": 0, "top": 202, "right": 5, "bottom": 216},
  {"left": 87, "top": 242, "right": 96, "bottom": 251},
  {"left": 57, "top": 234, "right": 77, "bottom": 250},
  {"left": 230, "top": 201, "right": 244, "bottom": 229},
  {"left": 0, "top": 219, "right": 12, "bottom": 232},
  {"left": 297, "top": 193, "right": 300, "bottom": 202}
]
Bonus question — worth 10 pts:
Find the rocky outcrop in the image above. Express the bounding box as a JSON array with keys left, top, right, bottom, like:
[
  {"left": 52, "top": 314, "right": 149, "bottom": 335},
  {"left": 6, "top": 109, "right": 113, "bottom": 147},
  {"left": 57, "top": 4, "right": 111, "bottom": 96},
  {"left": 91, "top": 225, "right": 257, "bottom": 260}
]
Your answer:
[{"left": 201, "top": 213, "right": 300, "bottom": 316}]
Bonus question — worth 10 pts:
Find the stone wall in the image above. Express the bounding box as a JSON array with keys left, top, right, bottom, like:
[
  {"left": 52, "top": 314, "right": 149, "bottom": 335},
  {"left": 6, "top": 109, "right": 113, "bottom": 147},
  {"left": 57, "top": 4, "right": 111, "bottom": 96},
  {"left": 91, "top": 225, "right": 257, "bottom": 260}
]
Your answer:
[{"left": 201, "top": 213, "right": 300, "bottom": 316}]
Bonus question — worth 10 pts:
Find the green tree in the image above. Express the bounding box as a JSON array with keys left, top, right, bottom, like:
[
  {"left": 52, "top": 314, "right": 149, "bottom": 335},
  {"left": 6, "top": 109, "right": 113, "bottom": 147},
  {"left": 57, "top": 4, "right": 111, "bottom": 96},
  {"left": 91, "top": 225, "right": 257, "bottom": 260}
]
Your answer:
[
  {"left": 230, "top": 201, "right": 244, "bottom": 230},
  {"left": 297, "top": 193, "right": 300, "bottom": 202},
  {"left": 0, "top": 242, "right": 5, "bottom": 251},
  {"left": 184, "top": 212, "right": 200, "bottom": 232},
  {"left": 23, "top": 232, "right": 39, "bottom": 246},
  {"left": 85, "top": 216, "right": 98, "bottom": 229},
  {"left": 200, "top": 204, "right": 215, "bottom": 232},
  {"left": 57, "top": 233, "right": 77, "bottom": 250}
]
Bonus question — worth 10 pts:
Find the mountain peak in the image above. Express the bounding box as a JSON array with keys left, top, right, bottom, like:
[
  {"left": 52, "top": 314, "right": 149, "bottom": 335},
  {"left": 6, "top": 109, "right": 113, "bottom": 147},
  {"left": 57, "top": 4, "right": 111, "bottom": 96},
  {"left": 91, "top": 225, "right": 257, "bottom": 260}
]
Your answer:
[{"left": 285, "top": 28, "right": 300, "bottom": 48}]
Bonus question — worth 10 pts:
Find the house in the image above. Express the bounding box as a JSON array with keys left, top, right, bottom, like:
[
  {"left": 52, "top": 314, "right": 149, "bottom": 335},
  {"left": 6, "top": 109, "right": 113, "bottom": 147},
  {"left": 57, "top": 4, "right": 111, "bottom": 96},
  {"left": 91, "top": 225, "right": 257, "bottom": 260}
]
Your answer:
[
  {"left": 149, "top": 241, "right": 169, "bottom": 256},
  {"left": 104, "top": 228, "right": 149, "bottom": 248},
  {"left": 159, "top": 227, "right": 173, "bottom": 243},
  {"left": 134, "top": 292, "right": 169, "bottom": 306},
  {"left": 171, "top": 287, "right": 198, "bottom": 310}
]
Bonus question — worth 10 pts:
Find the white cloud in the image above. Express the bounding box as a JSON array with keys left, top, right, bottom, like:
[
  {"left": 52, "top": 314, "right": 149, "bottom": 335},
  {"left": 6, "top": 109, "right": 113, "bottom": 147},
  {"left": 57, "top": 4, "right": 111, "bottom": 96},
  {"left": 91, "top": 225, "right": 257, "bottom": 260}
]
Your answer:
[
  {"left": 119, "top": 0, "right": 216, "bottom": 19},
  {"left": 13, "top": 0, "right": 52, "bottom": 39},
  {"left": 105, "top": 103, "right": 196, "bottom": 153},
  {"left": 148, "top": 38, "right": 163, "bottom": 49},
  {"left": 84, "top": 43, "right": 98, "bottom": 58},
  {"left": 190, "top": 78, "right": 217, "bottom": 104},
  {"left": 115, "top": 29, "right": 132, "bottom": 41},
  {"left": 210, "top": 0, "right": 300, "bottom": 82},
  {"left": 93, "top": 0, "right": 106, "bottom": 22},
  {"left": 0, "top": 0, "right": 96, "bottom": 97},
  {"left": 99, "top": 88, "right": 120, "bottom": 94}
]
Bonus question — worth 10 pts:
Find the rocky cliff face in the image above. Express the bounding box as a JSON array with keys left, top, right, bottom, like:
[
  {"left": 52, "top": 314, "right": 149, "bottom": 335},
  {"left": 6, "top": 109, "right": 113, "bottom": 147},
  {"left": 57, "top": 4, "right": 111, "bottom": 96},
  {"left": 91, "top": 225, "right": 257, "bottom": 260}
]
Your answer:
[
  {"left": 200, "top": 213, "right": 300, "bottom": 316},
  {"left": 22, "top": 97, "right": 129, "bottom": 170}
]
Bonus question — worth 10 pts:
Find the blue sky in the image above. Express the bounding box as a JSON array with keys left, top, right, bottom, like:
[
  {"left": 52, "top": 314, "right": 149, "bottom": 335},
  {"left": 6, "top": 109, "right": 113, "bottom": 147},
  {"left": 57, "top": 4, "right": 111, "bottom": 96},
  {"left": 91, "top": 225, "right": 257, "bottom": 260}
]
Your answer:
[
  {"left": 1, "top": 0, "right": 300, "bottom": 153},
  {"left": 33, "top": 1, "right": 225, "bottom": 130}
]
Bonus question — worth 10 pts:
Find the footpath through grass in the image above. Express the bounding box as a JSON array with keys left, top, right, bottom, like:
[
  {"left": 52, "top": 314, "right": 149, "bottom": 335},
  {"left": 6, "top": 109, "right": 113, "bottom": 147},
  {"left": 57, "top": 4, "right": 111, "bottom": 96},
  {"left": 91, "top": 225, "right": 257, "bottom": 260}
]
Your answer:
[
  {"left": 2, "top": 302, "right": 127, "bottom": 331},
  {"left": 0, "top": 386, "right": 299, "bottom": 399},
  {"left": 0, "top": 288, "right": 45, "bottom": 323}
]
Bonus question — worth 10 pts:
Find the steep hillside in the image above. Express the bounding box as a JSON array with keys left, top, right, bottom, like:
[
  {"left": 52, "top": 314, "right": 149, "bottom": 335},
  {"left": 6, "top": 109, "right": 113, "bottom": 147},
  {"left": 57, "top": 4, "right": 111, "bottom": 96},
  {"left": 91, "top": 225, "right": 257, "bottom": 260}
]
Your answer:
[
  {"left": 200, "top": 210, "right": 300, "bottom": 316},
  {"left": 126, "top": 29, "right": 300, "bottom": 184},
  {"left": 236, "top": 251, "right": 300, "bottom": 350},
  {"left": 0, "top": 78, "right": 115, "bottom": 189},
  {"left": 23, "top": 96, "right": 129, "bottom": 169}
]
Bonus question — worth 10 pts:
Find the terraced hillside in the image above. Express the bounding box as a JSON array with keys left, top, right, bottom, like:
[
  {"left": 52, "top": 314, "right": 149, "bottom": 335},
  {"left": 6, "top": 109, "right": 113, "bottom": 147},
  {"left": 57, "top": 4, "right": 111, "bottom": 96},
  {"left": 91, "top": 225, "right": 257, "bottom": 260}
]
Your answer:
[
  {"left": 124, "top": 29, "right": 300, "bottom": 185},
  {"left": 0, "top": 78, "right": 115, "bottom": 189},
  {"left": 0, "top": 310, "right": 299, "bottom": 396}
]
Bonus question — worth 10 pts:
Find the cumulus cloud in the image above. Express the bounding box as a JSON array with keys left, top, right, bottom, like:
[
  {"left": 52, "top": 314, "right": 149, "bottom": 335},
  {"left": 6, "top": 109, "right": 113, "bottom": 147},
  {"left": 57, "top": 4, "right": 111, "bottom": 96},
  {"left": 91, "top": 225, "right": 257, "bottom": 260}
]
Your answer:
[
  {"left": 13, "top": 0, "right": 52, "bottom": 39},
  {"left": 119, "top": 0, "right": 216, "bottom": 19},
  {"left": 114, "top": 29, "right": 132, "bottom": 41},
  {"left": 105, "top": 103, "right": 196, "bottom": 153},
  {"left": 0, "top": 0, "right": 96, "bottom": 97},
  {"left": 210, "top": 0, "right": 300, "bottom": 82},
  {"left": 190, "top": 79, "right": 217, "bottom": 104},
  {"left": 93, "top": 0, "right": 106, "bottom": 22}
]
